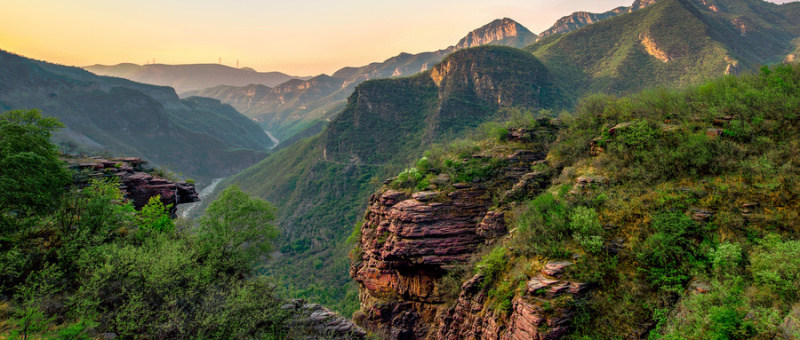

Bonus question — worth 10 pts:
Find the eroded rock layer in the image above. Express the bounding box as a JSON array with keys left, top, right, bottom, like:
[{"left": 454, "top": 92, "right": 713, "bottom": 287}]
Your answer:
[
  {"left": 351, "top": 138, "right": 561, "bottom": 339},
  {"left": 66, "top": 156, "right": 200, "bottom": 216}
]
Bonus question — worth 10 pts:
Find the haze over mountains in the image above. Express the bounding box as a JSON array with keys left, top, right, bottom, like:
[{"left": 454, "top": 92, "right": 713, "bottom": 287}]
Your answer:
[
  {"left": 0, "top": 50, "right": 272, "bottom": 184},
  {"left": 84, "top": 63, "right": 310, "bottom": 94}
]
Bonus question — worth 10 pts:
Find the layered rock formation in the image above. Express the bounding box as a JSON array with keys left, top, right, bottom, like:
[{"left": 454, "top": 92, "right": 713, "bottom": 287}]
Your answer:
[
  {"left": 437, "top": 261, "right": 589, "bottom": 340},
  {"left": 351, "top": 132, "right": 561, "bottom": 339},
  {"left": 66, "top": 156, "right": 199, "bottom": 216}
]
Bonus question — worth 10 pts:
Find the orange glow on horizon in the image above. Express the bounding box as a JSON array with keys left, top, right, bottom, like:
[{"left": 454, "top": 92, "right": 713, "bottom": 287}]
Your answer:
[{"left": 2, "top": 0, "right": 796, "bottom": 75}]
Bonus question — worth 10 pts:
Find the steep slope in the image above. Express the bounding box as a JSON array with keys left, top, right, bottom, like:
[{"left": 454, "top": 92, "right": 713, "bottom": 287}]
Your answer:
[
  {"left": 84, "top": 63, "right": 308, "bottom": 93},
  {"left": 185, "top": 18, "right": 539, "bottom": 142},
  {"left": 528, "top": 0, "right": 800, "bottom": 97},
  {"left": 351, "top": 62, "right": 800, "bottom": 340},
  {"left": 218, "top": 46, "right": 563, "bottom": 315},
  {"left": 0, "top": 50, "right": 271, "bottom": 184}
]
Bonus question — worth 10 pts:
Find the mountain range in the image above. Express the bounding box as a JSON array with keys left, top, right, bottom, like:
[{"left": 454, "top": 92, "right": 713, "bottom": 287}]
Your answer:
[
  {"left": 0, "top": 50, "right": 273, "bottom": 185},
  {"left": 198, "top": 0, "right": 800, "bottom": 320},
  {"left": 84, "top": 63, "right": 310, "bottom": 94},
  {"left": 162, "top": 3, "right": 664, "bottom": 142}
]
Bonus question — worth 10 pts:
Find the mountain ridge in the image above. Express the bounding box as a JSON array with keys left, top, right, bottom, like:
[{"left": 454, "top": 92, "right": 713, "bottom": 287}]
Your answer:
[
  {"left": 0, "top": 49, "right": 272, "bottom": 184},
  {"left": 84, "top": 62, "right": 311, "bottom": 93}
]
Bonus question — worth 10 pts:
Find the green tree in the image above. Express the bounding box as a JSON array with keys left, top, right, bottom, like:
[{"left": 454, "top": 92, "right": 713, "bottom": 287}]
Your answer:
[
  {"left": 197, "top": 185, "right": 279, "bottom": 265},
  {"left": 0, "top": 109, "right": 70, "bottom": 223}
]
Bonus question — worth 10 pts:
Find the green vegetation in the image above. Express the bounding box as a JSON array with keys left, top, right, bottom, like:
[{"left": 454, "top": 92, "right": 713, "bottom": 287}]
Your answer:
[
  {"left": 0, "top": 111, "right": 301, "bottom": 339},
  {"left": 373, "top": 62, "right": 800, "bottom": 338},
  {"left": 0, "top": 109, "right": 71, "bottom": 225}
]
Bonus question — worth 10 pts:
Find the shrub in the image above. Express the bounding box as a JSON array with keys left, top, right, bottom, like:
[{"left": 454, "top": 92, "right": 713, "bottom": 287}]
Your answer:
[
  {"left": 570, "top": 206, "right": 604, "bottom": 253},
  {"left": 477, "top": 246, "right": 509, "bottom": 289},
  {"left": 514, "top": 193, "right": 570, "bottom": 257},
  {"left": 637, "top": 212, "right": 698, "bottom": 293},
  {"left": 750, "top": 235, "right": 800, "bottom": 301}
]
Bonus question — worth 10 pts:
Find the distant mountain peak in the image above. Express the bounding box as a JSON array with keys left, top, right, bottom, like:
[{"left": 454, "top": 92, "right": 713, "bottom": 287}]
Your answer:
[
  {"left": 538, "top": 0, "right": 662, "bottom": 38},
  {"left": 456, "top": 18, "right": 538, "bottom": 49}
]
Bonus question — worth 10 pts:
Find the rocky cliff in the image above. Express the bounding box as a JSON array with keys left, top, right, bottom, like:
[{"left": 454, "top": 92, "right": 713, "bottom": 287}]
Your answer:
[
  {"left": 350, "top": 123, "right": 567, "bottom": 339},
  {"left": 66, "top": 156, "right": 200, "bottom": 216}
]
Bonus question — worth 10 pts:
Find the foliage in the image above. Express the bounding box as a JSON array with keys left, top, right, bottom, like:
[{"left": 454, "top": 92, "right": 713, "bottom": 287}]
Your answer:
[
  {"left": 636, "top": 212, "right": 699, "bottom": 293},
  {"left": 513, "top": 192, "right": 570, "bottom": 257},
  {"left": 197, "top": 184, "right": 279, "bottom": 265},
  {"left": 0, "top": 128, "right": 295, "bottom": 339},
  {"left": 0, "top": 109, "right": 70, "bottom": 221},
  {"left": 570, "top": 206, "right": 604, "bottom": 254},
  {"left": 137, "top": 195, "right": 175, "bottom": 233},
  {"left": 477, "top": 246, "right": 509, "bottom": 289}
]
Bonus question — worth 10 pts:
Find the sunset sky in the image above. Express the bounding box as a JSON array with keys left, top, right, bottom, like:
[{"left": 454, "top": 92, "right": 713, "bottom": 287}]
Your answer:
[{"left": 1, "top": 0, "right": 796, "bottom": 75}]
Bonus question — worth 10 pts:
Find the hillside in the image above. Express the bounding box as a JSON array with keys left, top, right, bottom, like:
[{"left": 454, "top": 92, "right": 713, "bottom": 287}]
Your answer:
[
  {"left": 528, "top": 0, "right": 800, "bottom": 97},
  {"left": 200, "top": 0, "right": 800, "bottom": 319},
  {"left": 0, "top": 50, "right": 272, "bottom": 184},
  {"left": 350, "top": 60, "right": 800, "bottom": 340},
  {"left": 217, "top": 46, "right": 564, "bottom": 314},
  {"left": 84, "top": 63, "right": 308, "bottom": 93}
]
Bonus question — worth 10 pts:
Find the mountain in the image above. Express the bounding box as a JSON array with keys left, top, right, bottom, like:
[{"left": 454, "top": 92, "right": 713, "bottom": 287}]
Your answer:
[
  {"left": 351, "top": 60, "right": 800, "bottom": 339},
  {"left": 455, "top": 18, "right": 538, "bottom": 49},
  {"left": 184, "top": 18, "right": 539, "bottom": 142},
  {"left": 185, "top": 0, "right": 800, "bottom": 321},
  {"left": 0, "top": 50, "right": 272, "bottom": 184},
  {"left": 528, "top": 0, "right": 800, "bottom": 98},
  {"left": 206, "top": 46, "right": 564, "bottom": 315},
  {"left": 84, "top": 63, "right": 309, "bottom": 93}
]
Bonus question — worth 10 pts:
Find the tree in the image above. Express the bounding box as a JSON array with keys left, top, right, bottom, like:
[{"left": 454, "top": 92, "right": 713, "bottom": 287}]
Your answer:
[
  {"left": 197, "top": 185, "right": 279, "bottom": 266},
  {"left": 0, "top": 109, "right": 71, "bottom": 226}
]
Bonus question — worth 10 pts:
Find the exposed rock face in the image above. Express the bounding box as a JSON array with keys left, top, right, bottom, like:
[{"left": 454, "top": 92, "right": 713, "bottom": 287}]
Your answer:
[
  {"left": 437, "top": 262, "right": 589, "bottom": 340},
  {"left": 281, "top": 299, "right": 367, "bottom": 339},
  {"left": 640, "top": 31, "right": 673, "bottom": 62},
  {"left": 456, "top": 18, "right": 538, "bottom": 50},
  {"left": 351, "top": 146, "right": 558, "bottom": 339},
  {"left": 66, "top": 156, "right": 200, "bottom": 216},
  {"left": 539, "top": 8, "right": 628, "bottom": 38}
]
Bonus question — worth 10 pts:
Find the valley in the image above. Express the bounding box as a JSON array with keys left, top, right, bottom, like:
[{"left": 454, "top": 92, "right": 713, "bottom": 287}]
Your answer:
[{"left": 3, "top": 0, "right": 800, "bottom": 338}]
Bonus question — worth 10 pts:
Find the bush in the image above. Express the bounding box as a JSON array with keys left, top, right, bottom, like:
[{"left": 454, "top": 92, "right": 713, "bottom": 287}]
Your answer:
[
  {"left": 513, "top": 192, "right": 570, "bottom": 257},
  {"left": 637, "top": 212, "right": 698, "bottom": 293},
  {"left": 750, "top": 235, "right": 800, "bottom": 301},
  {"left": 477, "top": 246, "right": 509, "bottom": 289},
  {"left": 570, "top": 206, "right": 604, "bottom": 253}
]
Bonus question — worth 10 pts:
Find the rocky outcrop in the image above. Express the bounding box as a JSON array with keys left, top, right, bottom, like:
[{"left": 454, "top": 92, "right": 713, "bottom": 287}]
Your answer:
[
  {"left": 640, "top": 31, "right": 673, "bottom": 62},
  {"left": 456, "top": 18, "right": 538, "bottom": 50},
  {"left": 437, "top": 261, "right": 590, "bottom": 340},
  {"left": 351, "top": 146, "right": 557, "bottom": 339},
  {"left": 66, "top": 156, "right": 199, "bottom": 216},
  {"left": 281, "top": 299, "right": 367, "bottom": 339},
  {"left": 539, "top": 8, "right": 628, "bottom": 38}
]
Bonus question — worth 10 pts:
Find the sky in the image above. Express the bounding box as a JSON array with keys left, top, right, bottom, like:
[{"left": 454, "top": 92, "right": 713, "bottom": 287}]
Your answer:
[{"left": 1, "top": 0, "right": 796, "bottom": 75}]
